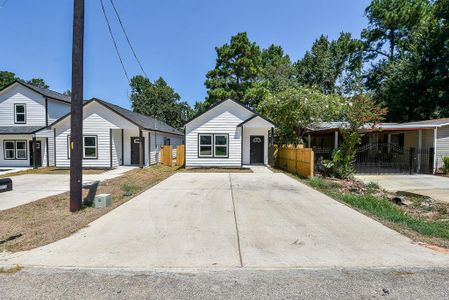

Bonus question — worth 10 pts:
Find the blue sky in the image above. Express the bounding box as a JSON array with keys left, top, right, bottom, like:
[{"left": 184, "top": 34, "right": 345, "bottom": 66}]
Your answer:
[{"left": 0, "top": 0, "right": 370, "bottom": 108}]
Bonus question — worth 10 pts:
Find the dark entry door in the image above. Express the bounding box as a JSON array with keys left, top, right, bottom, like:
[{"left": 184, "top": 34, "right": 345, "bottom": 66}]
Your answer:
[
  {"left": 29, "top": 140, "right": 42, "bottom": 167},
  {"left": 250, "top": 135, "right": 264, "bottom": 164},
  {"left": 130, "top": 137, "right": 145, "bottom": 165}
]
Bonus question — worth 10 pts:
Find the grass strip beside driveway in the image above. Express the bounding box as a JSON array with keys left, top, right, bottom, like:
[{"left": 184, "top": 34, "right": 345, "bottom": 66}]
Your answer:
[
  {"left": 290, "top": 174, "right": 449, "bottom": 249},
  {"left": 0, "top": 165, "right": 177, "bottom": 253}
]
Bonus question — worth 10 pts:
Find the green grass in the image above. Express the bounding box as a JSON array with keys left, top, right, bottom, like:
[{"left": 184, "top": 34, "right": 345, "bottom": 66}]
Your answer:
[{"left": 306, "top": 176, "right": 449, "bottom": 241}]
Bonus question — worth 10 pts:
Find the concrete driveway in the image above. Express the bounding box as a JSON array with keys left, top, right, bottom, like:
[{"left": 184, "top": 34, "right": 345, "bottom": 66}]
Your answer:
[
  {"left": 2, "top": 170, "right": 448, "bottom": 269},
  {"left": 356, "top": 174, "right": 449, "bottom": 203},
  {"left": 0, "top": 166, "right": 136, "bottom": 211}
]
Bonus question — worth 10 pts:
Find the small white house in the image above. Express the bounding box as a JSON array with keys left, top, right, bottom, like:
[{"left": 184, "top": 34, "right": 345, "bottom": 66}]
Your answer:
[
  {"left": 50, "top": 98, "right": 184, "bottom": 168},
  {"left": 185, "top": 99, "right": 275, "bottom": 168}
]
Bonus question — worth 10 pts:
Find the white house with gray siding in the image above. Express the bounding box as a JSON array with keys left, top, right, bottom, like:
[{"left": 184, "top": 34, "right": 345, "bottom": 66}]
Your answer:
[
  {"left": 185, "top": 99, "right": 275, "bottom": 168},
  {"left": 0, "top": 81, "right": 183, "bottom": 169}
]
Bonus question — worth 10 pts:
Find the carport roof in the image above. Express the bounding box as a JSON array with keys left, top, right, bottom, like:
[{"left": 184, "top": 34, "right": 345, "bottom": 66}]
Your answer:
[{"left": 0, "top": 126, "right": 46, "bottom": 135}]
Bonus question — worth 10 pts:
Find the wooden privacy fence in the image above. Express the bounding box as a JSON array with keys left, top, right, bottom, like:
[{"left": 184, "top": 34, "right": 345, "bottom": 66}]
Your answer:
[
  {"left": 160, "top": 146, "right": 173, "bottom": 167},
  {"left": 272, "top": 145, "right": 314, "bottom": 178},
  {"left": 176, "top": 145, "right": 185, "bottom": 166}
]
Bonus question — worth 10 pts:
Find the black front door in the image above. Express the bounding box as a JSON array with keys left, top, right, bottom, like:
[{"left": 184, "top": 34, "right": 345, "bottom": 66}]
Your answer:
[
  {"left": 250, "top": 135, "right": 264, "bottom": 164},
  {"left": 130, "top": 137, "right": 145, "bottom": 165},
  {"left": 29, "top": 140, "right": 42, "bottom": 167}
]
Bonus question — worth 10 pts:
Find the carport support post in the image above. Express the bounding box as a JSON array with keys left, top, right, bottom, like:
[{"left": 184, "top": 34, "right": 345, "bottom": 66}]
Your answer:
[
  {"left": 433, "top": 128, "right": 438, "bottom": 173},
  {"left": 307, "top": 133, "right": 311, "bottom": 148},
  {"left": 334, "top": 131, "right": 339, "bottom": 149},
  {"left": 139, "top": 129, "right": 144, "bottom": 168},
  {"left": 417, "top": 130, "right": 422, "bottom": 173},
  {"left": 32, "top": 136, "right": 37, "bottom": 169}
]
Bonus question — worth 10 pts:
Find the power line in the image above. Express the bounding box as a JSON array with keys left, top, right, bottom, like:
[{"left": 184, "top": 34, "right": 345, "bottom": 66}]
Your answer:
[
  {"left": 108, "top": 0, "right": 149, "bottom": 79},
  {"left": 99, "top": 0, "right": 130, "bottom": 83}
]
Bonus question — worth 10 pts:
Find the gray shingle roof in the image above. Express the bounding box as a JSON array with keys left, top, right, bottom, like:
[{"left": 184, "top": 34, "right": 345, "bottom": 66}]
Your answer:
[
  {"left": 16, "top": 80, "right": 71, "bottom": 103},
  {"left": 404, "top": 118, "right": 449, "bottom": 126},
  {"left": 93, "top": 98, "right": 183, "bottom": 135},
  {"left": 0, "top": 126, "right": 45, "bottom": 134}
]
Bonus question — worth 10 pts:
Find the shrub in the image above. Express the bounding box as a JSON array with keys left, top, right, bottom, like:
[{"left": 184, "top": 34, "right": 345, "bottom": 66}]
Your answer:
[{"left": 443, "top": 157, "right": 449, "bottom": 174}]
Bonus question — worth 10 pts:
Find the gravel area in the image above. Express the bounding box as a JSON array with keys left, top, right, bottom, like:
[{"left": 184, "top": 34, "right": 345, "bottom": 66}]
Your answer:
[{"left": 1, "top": 267, "right": 449, "bottom": 299}]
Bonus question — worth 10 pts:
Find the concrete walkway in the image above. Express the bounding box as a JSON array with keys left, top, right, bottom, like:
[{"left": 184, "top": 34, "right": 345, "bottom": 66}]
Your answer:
[
  {"left": 356, "top": 174, "right": 449, "bottom": 203},
  {"left": 0, "top": 166, "right": 136, "bottom": 211},
  {"left": 2, "top": 172, "right": 448, "bottom": 269}
]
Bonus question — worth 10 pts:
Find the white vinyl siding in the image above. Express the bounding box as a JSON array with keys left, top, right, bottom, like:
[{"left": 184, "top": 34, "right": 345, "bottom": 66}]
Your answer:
[
  {"left": 0, "top": 135, "right": 47, "bottom": 167},
  {"left": 47, "top": 99, "right": 70, "bottom": 124},
  {"left": 54, "top": 102, "right": 135, "bottom": 168},
  {"left": 242, "top": 127, "right": 269, "bottom": 165},
  {"left": 436, "top": 125, "right": 449, "bottom": 171},
  {"left": 185, "top": 100, "right": 253, "bottom": 167},
  {"left": 0, "top": 84, "right": 46, "bottom": 126}
]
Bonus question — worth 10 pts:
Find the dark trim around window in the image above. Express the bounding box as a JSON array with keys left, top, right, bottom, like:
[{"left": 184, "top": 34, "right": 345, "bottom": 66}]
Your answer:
[
  {"left": 3, "top": 140, "right": 28, "bottom": 160},
  {"left": 197, "top": 133, "right": 229, "bottom": 159},
  {"left": 14, "top": 103, "right": 27, "bottom": 124}
]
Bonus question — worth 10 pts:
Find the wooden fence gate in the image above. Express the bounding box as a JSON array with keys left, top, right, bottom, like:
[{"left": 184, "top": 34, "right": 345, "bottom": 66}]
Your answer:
[
  {"left": 160, "top": 145, "right": 173, "bottom": 167},
  {"left": 176, "top": 145, "right": 185, "bottom": 166},
  {"left": 271, "top": 145, "right": 314, "bottom": 178}
]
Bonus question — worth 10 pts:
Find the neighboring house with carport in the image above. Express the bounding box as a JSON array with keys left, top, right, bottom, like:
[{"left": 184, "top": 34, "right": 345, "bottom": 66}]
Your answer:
[
  {"left": 185, "top": 98, "right": 276, "bottom": 168},
  {"left": 0, "top": 80, "right": 183, "bottom": 169},
  {"left": 49, "top": 98, "right": 183, "bottom": 168},
  {"left": 307, "top": 118, "right": 449, "bottom": 174}
]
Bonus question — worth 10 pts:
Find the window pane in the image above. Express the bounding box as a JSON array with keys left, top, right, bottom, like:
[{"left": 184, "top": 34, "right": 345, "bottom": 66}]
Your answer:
[
  {"left": 84, "top": 136, "right": 96, "bottom": 147},
  {"left": 215, "top": 135, "right": 227, "bottom": 145},
  {"left": 16, "top": 141, "right": 26, "bottom": 150},
  {"left": 16, "top": 150, "right": 26, "bottom": 159},
  {"left": 84, "top": 147, "right": 96, "bottom": 157},
  {"left": 200, "top": 135, "right": 211, "bottom": 145},
  {"left": 199, "top": 146, "right": 212, "bottom": 156},
  {"left": 215, "top": 146, "right": 227, "bottom": 156},
  {"left": 5, "top": 150, "right": 14, "bottom": 159},
  {"left": 16, "top": 114, "right": 25, "bottom": 122},
  {"left": 5, "top": 141, "right": 14, "bottom": 150},
  {"left": 15, "top": 105, "right": 25, "bottom": 113}
]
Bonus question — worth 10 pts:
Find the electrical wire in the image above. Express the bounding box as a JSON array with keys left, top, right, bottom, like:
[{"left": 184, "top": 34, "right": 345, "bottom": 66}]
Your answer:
[
  {"left": 99, "top": 0, "right": 130, "bottom": 83},
  {"left": 109, "top": 0, "right": 148, "bottom": 79}
]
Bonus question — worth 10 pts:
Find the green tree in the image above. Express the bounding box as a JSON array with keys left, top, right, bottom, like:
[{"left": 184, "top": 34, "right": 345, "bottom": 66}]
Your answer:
[
  {"left": 26, "top": 78, "right": 49, "bottom": 89},
  {"left": 205, "top": 32, "right": 268, "bottom": 108},
  {"left": 260, "top": 44, "right": 294, "bottom": 92},
  {"left": 336, "top": 95, "right": 387, "bottom": 178},
  {"left": 366, "top": 0, "right": 449, "bottom": 121},
  {"left": 294, "top": 33, "right": 363, "bottom": 95},
  {"left": 362, "top": 0, "right": 430, "bottom": 61},
  {"left": 257, "top": 86, "right": 346, "bottom": 144},
  {"left": 0, "top": 71, "right": 18, "bottom": 90},
  {"left": 130, "top": 75, "right": 192, "bottom": 129}
]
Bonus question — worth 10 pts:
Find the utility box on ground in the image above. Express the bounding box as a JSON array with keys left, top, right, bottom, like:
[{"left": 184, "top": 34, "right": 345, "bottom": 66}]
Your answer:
[
  {"left": 0, "top": 178, "right": 12, "bottom": 193},
  {"left": 94, "top": 193, "right": 112, "bottom": 208}
]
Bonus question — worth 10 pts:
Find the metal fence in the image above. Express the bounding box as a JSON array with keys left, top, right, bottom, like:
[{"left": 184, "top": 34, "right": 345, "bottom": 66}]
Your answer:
[{"left": 313, "top": 143, "right": 434, "bottom": 175}]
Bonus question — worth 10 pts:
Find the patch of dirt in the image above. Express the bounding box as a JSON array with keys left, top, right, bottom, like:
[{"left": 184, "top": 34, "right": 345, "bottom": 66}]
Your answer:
[
  {"left": 0, "top": 265, "right": 22, "bottom": 274},
  {"left": 0, "top": 165, "right": 177, "bottom": 253}
]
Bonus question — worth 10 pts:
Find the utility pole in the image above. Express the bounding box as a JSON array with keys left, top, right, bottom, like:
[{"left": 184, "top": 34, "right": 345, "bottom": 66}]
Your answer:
[{"left": 70, "top": 0, "right": 84, "bottom": 212}]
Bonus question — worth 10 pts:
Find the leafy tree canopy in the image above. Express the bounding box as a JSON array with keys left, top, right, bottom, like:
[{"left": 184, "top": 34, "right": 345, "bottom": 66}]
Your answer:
[
  {"left": 294, "top": 33, "right": 364, "bottom": 95},
  {"left": 0, "top": 71, "right": 50, "bottom": 90},
  {"left": 257, "top": 86, "right": 347, "bottom": 144},
  {"left": 204, "top": 32, "right": 269, "bottom": 108},
  {"left": 130, "top": 75, "right": 192, "bottom": 129}
]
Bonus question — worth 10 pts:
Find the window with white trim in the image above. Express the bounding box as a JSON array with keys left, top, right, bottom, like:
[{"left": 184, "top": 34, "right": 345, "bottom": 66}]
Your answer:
[
  {"left": 67, "top": 135, "right": 98, "bottom": 159},
  {"left": 214, "top": 135, "right": 228, "bottom": 157},
  {"left": 3, "top": 140, "right": 27, "bottom": 160},
  {"left": 198, "top": 134, "right": 213, "bottom": 157},
  {"left": 14, "top": 104, "right": 26, "bottom": 124},
  {"left": 83, "top": 136, "right": 97, "bottom": 158}
]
